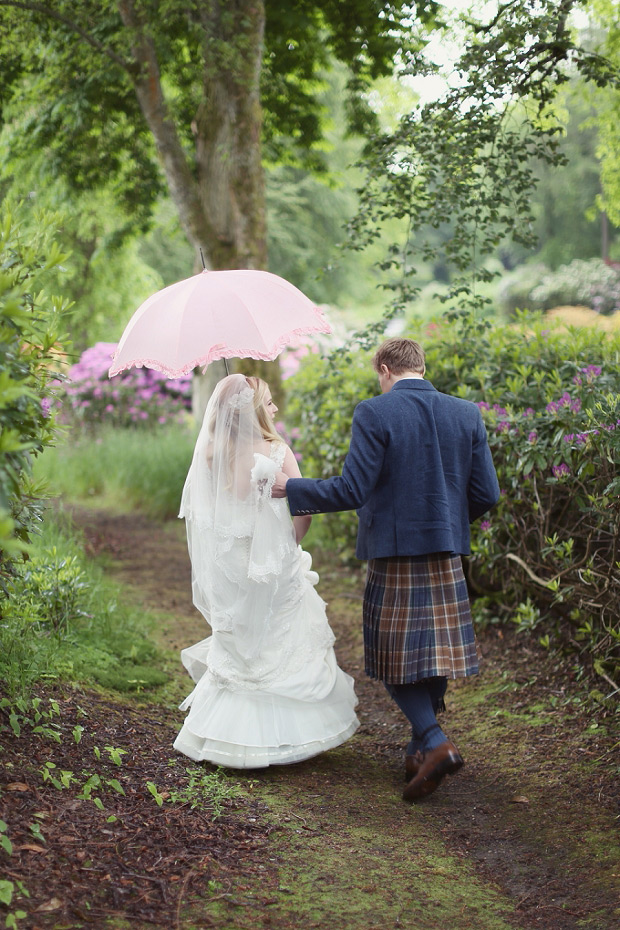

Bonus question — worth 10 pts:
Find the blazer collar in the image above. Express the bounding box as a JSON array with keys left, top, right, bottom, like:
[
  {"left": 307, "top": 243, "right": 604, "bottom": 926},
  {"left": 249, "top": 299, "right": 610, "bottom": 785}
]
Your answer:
[{"left": 391, "top": 378, "right": 436, "bottom": 392}]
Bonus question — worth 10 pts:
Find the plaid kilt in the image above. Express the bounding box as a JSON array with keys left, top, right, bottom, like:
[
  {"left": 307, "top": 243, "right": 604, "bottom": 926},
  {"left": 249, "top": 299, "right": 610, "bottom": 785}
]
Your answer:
[{"left": 363, "top": 554, "right": 478, "bottom": 684}]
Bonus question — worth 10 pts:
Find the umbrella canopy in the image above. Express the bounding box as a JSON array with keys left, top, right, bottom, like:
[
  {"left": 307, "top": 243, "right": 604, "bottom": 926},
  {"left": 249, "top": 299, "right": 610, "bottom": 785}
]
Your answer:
[{"left": 109, "top": 269, "right": 331, "bottom": 378}]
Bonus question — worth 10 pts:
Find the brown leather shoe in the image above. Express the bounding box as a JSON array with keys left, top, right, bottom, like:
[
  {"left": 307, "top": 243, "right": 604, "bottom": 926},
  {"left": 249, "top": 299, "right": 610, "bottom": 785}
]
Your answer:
[
  {"left": 402, "top": 741, "right": 463, "bottom": 802},
  {"left": 405, "top": 751, "right": 424, "bottom": 781}
]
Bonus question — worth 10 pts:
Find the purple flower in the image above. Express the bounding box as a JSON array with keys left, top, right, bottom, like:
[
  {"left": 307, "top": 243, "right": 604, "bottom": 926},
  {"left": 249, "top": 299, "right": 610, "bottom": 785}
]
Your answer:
[
  {"left": 480, "top": 520, "right": 491, "bottom": 531},
  {"left": 40, "top": 397, "right": 52, "bottom": 418},
  {"left": 552, "top": 463, "right": 571, "bottom": 478},
  {"left": 522, "top": 407, "right": 535, "bottom": 417},
  {"left": 528, "top": 430, "right": 538, "bottom": 443},
  {"left": 477, "top": 401, "right": 490, "bottom": 411},
  {"left": 496, "top": 421, "right": 510, "bottom": 433},
  {"left": 547, "top": 392, "right": 579, "bottom": 415}
]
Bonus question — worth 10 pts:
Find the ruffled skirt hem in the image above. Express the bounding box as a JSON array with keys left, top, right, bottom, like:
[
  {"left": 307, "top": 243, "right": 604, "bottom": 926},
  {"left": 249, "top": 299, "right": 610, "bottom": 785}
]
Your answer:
[{"left": 173, "top": 718, "right": 359, "bottom": 769}]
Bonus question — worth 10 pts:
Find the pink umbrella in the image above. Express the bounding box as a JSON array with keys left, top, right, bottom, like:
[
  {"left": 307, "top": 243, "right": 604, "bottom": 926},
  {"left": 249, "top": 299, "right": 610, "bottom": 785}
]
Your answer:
[{"left": 109, "top": 269, "right": 331, "bottom": 378}]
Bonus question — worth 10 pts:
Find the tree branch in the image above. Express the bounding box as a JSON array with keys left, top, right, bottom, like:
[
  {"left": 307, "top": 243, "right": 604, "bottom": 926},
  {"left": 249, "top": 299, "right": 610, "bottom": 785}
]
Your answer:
[
  {"left": 505, "top": 552, "right": 559, "bottom": 588},
  {"left": 116, "top": 0, "right": 210, "bottom": 253},
  {"left": 0, "top": 1, "right": 130, "bottom": 70},
  {"left": 468, "top": 0, "right": 523, "bottom": 35}
]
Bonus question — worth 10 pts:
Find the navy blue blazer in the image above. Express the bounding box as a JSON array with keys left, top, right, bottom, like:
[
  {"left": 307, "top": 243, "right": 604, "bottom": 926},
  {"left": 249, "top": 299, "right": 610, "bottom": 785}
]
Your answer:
[{"left": 287, "top": 378, "right": 500, "bottom": 559}]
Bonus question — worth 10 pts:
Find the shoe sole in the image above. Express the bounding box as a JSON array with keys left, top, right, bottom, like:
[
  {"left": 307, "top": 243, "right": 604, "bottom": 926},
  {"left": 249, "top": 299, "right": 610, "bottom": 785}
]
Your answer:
[{"left": 402, "top": 753, "right": 463, "bottom": 802}]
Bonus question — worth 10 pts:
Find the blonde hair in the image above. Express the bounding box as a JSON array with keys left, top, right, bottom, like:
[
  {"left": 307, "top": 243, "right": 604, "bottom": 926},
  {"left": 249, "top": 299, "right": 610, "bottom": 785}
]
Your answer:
[
  {"left": 372, "top": 337, "right": 425, "bottom": 375},
  {"left": 246, "top": 376, "right": 281, "bottom": 443}
]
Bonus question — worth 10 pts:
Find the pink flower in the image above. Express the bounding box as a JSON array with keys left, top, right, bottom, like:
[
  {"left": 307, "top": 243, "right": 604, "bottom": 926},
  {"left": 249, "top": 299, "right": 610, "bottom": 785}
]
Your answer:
[
  {"left": 480, "top": 520, "right": 491, "bottom": 531},
  {"left": 528, "top": 431, "right": 538, "bottom": 442}
]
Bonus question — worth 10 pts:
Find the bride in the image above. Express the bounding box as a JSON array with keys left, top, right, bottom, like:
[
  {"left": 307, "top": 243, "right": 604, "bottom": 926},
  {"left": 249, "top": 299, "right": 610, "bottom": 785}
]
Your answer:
[{"left": 174, "top": 373, "right": 359, "bottom": 768}]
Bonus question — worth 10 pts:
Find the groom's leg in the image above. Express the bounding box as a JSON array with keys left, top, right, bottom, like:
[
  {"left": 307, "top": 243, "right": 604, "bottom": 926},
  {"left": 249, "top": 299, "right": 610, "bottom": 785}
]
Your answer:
[{"left": 384, "top": 678, "right": 448, "bottom": 753}]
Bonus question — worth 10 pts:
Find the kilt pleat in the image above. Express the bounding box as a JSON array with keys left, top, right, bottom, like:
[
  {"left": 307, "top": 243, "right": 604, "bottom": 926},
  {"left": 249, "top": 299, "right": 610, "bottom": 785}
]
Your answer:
[{"left": 363, "top": 554, "right": 478, "bottom": 684}]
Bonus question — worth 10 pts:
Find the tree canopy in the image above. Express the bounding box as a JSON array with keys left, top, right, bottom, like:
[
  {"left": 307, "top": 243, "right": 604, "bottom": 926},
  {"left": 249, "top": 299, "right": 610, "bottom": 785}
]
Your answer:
[
  {"left": 0, "top": 1, "right": 439, "bottom": 267},
  {"left": 341, "top": 0, "right": 620, "bottom": 342}
]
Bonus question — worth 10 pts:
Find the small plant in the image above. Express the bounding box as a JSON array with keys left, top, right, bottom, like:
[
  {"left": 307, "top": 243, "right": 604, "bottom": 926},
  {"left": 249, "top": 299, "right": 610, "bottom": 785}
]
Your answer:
[
  {"left": 0, "top": 878, "right": 28, "bottom": 929},
  {"left": 146, "top": 781, "right": 164, "bottom": 807},
  {"left": 0, "top": 820, "right": 13, "bottom": 855},
  {"left": 0, "top": 696, "right": 62, "bottom": 742},
  {"left": 11, "top": 548, "right": 90, "bottom": 636},
  {"left": 104, "top": 746, "right": 127, "bottom": 766},
  {"left": 168, "top": 766, "right": 243, "bottom": 818}
]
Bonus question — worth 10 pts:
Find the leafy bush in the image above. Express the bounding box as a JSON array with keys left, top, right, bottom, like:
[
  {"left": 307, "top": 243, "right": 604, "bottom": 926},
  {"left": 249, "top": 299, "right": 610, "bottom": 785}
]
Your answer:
[
  {"left": 34, "top": 423, "right": 196, "bottom": 519},
  {"left": 286, "top": 351, "right": 377, "bottom": 561},
  {"left": 0, "top": 205, "right": 70, "bottom": 579},
  {"left": 500, "top": 258, "right": 620, "bottom": 318},
  {"left": 58, "top": 342, "right": 191, "bottom": 429},
  {"left": 285, "top": 312, "right": 620, "bottom": 691},
  {"left": 497, "top": 262, "right": 550, "bottom": 317},
  {"left": 0, "top": 513, "right": 169, "bottom": 698},
  {"left": 530, "top": 259, "right": 620, "bottom": 315}
]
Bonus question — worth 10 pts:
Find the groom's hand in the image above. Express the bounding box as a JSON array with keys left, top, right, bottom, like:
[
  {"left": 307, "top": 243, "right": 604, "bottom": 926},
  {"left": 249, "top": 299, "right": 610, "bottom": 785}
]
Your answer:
[{"left": 271, "top": 472, "right": 289, "bottom": 498}]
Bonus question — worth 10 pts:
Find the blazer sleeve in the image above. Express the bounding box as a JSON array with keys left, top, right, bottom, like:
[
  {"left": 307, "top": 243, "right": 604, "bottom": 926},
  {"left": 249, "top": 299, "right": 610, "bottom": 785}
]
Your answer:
[
  {"left": 468, "top": 413, "right": 500, "bottom": 522},
  {"left": 286, "top": 400, "right": 386, "bottom": 516}
]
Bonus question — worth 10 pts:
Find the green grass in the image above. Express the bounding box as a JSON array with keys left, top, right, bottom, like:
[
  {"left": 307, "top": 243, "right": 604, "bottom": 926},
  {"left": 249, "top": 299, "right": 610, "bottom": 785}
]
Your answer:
[
  {"left": 34, "top": 423, "right": 196, "bottom": 519},
  {"left": 0, "top": 509, "right": 171, "bottom": 700}
]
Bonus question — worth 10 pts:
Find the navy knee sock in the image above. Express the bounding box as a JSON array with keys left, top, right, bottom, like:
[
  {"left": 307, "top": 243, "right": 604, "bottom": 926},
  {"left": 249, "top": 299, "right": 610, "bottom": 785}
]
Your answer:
[{"left": 385, "top": 678, "right": 448, "bottom": 753}]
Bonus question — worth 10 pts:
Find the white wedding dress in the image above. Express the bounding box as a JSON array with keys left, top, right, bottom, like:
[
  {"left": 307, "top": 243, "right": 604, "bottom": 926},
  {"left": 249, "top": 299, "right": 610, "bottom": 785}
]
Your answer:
[{"left": 174, "top": 440, "right": 359, "bottom": 768}]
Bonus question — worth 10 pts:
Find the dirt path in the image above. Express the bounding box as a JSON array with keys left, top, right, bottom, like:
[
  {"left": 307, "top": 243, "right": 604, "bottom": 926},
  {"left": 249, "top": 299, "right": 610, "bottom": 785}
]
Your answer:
[{"left": 65, "top": 508, "right": 620, "bottom": 928}]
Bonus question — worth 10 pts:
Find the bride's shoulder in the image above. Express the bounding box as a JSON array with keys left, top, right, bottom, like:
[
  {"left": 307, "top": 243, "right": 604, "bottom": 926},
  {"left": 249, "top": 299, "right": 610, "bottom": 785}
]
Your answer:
[{"left": 268, "top": 439, "right": 287, "bottom": 467}]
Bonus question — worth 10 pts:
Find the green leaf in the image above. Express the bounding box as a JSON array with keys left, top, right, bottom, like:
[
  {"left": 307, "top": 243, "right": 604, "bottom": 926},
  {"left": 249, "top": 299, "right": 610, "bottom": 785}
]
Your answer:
[
  {"left": 1, "top": 834, "right": 13, "bottom": 855},
  {"left": 0, "top": 879, "right": 13, "bottom": 905}
]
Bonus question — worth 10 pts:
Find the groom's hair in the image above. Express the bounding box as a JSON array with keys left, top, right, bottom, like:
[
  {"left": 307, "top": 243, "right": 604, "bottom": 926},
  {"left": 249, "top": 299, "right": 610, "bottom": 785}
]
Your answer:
[{"left": 373, "top": 338, "right": 425, "bottom": 375}]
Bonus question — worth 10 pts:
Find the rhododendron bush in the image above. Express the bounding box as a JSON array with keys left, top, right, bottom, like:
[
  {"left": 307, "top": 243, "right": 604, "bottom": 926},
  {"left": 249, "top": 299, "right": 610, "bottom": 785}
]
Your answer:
[
  {"left": 58, "top": 343, "right": 191, "bottom": 429},
  {"left": 286, "top": 312, "right": 620, "bottom": 690}
]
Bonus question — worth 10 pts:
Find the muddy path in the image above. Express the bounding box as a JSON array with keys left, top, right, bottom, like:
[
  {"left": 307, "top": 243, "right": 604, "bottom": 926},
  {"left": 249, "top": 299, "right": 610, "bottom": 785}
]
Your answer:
[{"left": 46, "top": 508, "right": 620, "bottom": 927}]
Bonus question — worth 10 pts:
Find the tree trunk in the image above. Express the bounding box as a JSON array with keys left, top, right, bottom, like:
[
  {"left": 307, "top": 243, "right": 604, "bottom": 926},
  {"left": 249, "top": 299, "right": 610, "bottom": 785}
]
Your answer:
[
  {"left": 119, "top": 0, "right": 282, "bottom": 417},
  {"left": 192, "top": 1, "right": 282, "bottom": 413},
  {"left": 196, "top": 0, "right": 268, "bottom": 272}
]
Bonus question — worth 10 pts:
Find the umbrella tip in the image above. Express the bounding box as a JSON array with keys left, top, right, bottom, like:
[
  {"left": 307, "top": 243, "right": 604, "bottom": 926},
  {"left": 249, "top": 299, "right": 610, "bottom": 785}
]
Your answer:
[{"left": 199, "top": 248, "right": 206, "bottom": 270}]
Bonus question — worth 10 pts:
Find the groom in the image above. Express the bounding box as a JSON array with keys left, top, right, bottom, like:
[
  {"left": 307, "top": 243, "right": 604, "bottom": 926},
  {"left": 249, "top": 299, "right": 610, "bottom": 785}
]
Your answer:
[{"left": 272, "top": 337, "right": 500, "bottom": 801}]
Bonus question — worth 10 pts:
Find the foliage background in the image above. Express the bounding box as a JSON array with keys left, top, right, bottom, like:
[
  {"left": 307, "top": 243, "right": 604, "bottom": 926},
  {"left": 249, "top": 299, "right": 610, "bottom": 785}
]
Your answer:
[{"left": 286, "top": 312, "right": 620, "bottom": 697}]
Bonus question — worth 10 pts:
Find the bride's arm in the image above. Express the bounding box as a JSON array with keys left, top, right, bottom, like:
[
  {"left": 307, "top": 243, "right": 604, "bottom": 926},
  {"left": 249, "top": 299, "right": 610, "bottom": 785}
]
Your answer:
[{"left": 282, "top": 446, "right": 312, "bottom": 543}]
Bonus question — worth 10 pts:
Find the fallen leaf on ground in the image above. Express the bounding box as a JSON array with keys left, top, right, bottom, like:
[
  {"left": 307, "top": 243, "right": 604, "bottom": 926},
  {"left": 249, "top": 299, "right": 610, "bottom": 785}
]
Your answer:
[
  {"left": 34, "top": 898, "right": 63, "bottom": 912},
  {"left": 510, "top": 796, "right": 530, "bottom": 804}
]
